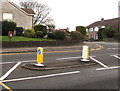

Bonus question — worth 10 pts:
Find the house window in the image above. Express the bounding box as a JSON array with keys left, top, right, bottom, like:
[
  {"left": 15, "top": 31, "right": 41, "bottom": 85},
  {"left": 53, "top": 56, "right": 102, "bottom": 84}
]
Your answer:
[
  {"left": 86, "top": 29, "right": 88, "bottom": 32},
  {"left": 94, "top": 27, "right": 99, "bottom": 31},
  {"left": 89, "top": 28, "right": 93, "bottom": 32},
  {"left": 3, "top": 13, "right": 13, "bottom": 20},
  {"left": 101, "top": 26, "right": 105, "bottom": 28}
]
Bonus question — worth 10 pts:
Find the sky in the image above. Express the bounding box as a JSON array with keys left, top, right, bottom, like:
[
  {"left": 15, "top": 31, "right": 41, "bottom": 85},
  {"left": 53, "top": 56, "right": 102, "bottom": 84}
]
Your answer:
[{"left": 11, "top": 0, "right": 120, "bottom": 31}]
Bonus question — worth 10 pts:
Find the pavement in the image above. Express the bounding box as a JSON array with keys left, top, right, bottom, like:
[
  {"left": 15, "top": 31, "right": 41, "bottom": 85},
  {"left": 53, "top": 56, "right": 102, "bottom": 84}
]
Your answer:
[{"left": 1, "top": 42, "right": 100, "bottom": 54}]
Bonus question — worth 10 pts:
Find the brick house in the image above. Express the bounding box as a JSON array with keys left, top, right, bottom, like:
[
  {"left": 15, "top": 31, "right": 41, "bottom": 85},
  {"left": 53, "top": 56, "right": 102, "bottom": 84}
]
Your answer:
[
  {"left": 86, "top": 18, "right": 119, "bottom": 40},
  {"left": 0, "top": 0, "right": 35, "bottom": 29}
]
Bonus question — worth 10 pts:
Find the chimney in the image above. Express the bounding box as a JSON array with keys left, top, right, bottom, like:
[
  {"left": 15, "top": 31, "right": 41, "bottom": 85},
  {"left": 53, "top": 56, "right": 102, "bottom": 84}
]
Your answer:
[{"left": 101, "top": 18, "right": 104, "bottom": 23}]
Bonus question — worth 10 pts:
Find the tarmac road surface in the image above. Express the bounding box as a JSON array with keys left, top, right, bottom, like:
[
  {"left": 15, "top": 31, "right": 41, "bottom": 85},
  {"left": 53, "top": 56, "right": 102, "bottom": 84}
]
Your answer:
[{"left": 0, "top": 42, "right": 119, "bottom": 90}]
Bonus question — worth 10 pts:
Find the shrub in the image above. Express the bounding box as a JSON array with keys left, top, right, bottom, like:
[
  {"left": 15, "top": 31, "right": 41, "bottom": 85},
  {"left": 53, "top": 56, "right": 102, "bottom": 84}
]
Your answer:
[
  {"left": 98, "top": 28, "right": 104, "bottom": 40},
  {"left": 103, "top": 27, "right": 115, "bottom": 38},
  {"left": 15, "top": 27, "right": 24, "bottom": 36},
  {"left": 35, "top": 31, "right": 43, "bottom": 38},
  {"left": 64, "top": 35, "right": 71, "bottom": 41},
  {"left": 34, "top": 25, "right": 47, "bottom": 35},
  {"left": 49, "top": 31, "right": 66, "bottom": 40},
  {"left": 71, "top": 31, "right": 82, "bottom": 40},
  {"left": 48, "top": 33, "right": 55, "bottom": 39},
  {"left": 24, "top": 29, "right": 35, "bottom": 37},
  {"left": 1, "top": 20, "right": 16, "bottom": 36},
  {"left": 76, "top": 26, "right": 86, "bottom": 35}
]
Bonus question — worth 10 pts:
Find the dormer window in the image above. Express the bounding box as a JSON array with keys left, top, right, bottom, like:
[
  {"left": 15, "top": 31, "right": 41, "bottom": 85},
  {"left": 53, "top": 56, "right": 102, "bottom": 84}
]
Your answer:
[{"left": 3, "top": 13, "right": 13, "bottom": 20}]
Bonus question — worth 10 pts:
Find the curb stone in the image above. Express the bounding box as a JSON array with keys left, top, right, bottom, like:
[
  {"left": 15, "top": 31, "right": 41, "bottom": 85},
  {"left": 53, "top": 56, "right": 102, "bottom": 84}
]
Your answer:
[{"left": 22, "top": 60, "right": 97, "bottom": 71}]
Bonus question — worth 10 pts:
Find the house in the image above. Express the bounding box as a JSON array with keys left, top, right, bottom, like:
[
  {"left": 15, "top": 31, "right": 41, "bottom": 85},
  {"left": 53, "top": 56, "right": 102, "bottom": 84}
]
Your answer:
[
  {"left": 0, "top": 0, "right": 35, "bottom": 29},
  {"left": 86, "top": 18, "right": 119, "bottom": 40}
]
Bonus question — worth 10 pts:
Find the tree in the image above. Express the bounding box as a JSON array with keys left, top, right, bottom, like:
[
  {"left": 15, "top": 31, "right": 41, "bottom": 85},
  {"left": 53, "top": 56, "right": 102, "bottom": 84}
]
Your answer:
[
  {"left": 98, "top": 28, "right": 104, "bottom": 40},
  {"left": 98, "top": 27, "right": 116, "bottom": 40},
  {"left": 34, "top": 25, "right": 47, "bottom": 35},
  {"left": 103, "top": 27, "right": 115, "bottom": 38},
  {"left": 44, "top": 17, "right": 55, "bottom": 33},
  {"left": 71, "top": 31, "right": 82, "bottom": 40},
  {"left": 76, "top": 26, "right": 86, "bottom": 35},
  {"left": 19, "top": 0, "right": 51, "bottom": 25}
]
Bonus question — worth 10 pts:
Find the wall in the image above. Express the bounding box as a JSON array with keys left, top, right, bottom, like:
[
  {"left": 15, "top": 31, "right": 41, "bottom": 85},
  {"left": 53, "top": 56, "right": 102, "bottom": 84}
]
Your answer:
[{"left": 2, "top": 40, "right": 83, "bottom": 48}]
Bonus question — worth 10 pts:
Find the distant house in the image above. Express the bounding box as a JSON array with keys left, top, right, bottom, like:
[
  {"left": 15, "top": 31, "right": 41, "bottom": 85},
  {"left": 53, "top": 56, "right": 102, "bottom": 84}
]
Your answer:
[
  {"left": 0, "top": 0, "right": 35, "bottom": 29},
  {"left": 86, "top": 18, "right": 119, "bottom": 40}
]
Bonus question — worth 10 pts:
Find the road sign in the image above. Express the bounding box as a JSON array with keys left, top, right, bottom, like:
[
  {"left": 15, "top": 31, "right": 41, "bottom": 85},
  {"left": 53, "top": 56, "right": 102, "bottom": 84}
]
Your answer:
[{"left": 37, "top": 49, "right": 42, "bottom": 55}]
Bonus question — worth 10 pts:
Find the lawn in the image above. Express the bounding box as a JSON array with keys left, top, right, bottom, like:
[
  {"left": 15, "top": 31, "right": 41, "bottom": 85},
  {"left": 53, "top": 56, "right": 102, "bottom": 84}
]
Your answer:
[{"left": 0, "top": 36, "right": 56, "bottom": 42}]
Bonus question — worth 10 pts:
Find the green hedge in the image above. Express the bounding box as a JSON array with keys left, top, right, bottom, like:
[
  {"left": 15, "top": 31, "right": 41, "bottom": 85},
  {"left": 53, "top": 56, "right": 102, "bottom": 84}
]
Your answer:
[
  {"left": 35, "top": 31, "right": 43, "bottom": 38},
  {"left": 1, "top": 20, "right": 16, "bottom": 36},
  {"left": 15, "top": 27, "right": 24, "bottom": 36}
]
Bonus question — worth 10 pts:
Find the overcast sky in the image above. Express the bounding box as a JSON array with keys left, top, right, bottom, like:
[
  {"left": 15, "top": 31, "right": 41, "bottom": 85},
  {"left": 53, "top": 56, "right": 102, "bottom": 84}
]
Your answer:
[{"left": 11, "top": 0, "right": 119, "bottom": 31}]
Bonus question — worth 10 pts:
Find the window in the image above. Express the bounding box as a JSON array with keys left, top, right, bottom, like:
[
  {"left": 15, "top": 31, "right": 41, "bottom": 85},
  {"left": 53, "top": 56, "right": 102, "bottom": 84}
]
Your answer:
[
  {"left": 89, "top": 28, "right": 93, "bottom": 32},
  {"left": 3, "top": 13, "right": 13, "bottom": 20},
  {"left": 94, "top": 27, "right": 99, "bottom": 31}
]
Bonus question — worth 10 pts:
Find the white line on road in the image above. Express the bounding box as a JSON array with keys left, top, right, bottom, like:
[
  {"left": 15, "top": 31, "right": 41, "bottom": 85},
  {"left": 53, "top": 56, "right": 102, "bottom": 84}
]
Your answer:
[
  {"left": 112, "top": 55, "right": 120, "bottom": 60},
  {"left": 96, "top": 66, "right": 120, "bottom": 71},
  {"left": 57, "top": 56, "right": 96, "bottom": 60},
  {"left": 0, "top": 60, "right": 35, "bottom": 65},
  {"left": 107, "top": 48, "right": 119, "bottom": 50},
  {"left": 90, "top": 57, "right": 108, "bottom": 68},
  {"left": 0, "top": 62, "right": 21, "bottom": 81},
  {"left": 0, "top": 71, "right": 80, "bottom": 83},
  {"left": 56, "top": 56, "right": 82, "bottom": 60}
]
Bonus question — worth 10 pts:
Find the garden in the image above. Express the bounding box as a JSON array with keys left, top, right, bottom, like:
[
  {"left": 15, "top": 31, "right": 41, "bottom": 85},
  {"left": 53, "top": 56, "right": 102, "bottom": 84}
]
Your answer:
[{"left": 1, "top": 21, "right": 84, "bottom": 48}]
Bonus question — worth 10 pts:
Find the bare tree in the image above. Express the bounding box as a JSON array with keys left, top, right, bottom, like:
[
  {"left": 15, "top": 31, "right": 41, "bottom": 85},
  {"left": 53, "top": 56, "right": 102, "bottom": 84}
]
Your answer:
[
  {"left": 18, "top": 0, "right": 51, "bottom": 25},
  {"left": 45, "top": 17, "right": 55, "bottom": 33},
  {"left": 18, "top": 0, "right": 38, "bottom": 9}
]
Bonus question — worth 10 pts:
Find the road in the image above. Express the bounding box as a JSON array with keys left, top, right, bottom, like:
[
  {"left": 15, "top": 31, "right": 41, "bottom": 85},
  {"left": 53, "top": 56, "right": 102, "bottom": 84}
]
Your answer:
[{"left": 0, "top": 42, "right": 119, "bottom": 90}]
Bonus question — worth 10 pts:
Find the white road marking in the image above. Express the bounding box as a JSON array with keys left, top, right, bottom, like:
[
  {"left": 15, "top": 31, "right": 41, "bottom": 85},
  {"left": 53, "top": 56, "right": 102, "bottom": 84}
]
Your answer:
[
  {"left": 107, "top": 48, "right": 119, "bottom": 50},
  {"left": 90, "top": 57, "right": 108, "bottom": 68},
  {"left": 0, "top": 60, "right": 35, "bottom": 65},
  {"left": 56, "top": 56, "right": 82, "bottom": 60},
  {"left": 0, "top": 62, "right": 21, "bottom": 81},
  {"left": 112, "top": 55, "right": 120, "bottom": 60},
  {"left": 56, "top": 56, "right": 96, "bottom": 60},
  {"left": 96, "top": 66, "right": 120, "bottom": 71},
  {"left": 0, "top": 71, "right": 80, "bottom": 83}
]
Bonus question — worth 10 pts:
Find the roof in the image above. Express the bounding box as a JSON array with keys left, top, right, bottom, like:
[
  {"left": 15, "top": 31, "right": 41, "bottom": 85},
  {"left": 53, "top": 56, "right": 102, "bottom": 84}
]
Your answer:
[
  {"left": 5, "top": 0, "right": 35, "bottom": 16},
  {"left": 21, "top": 8, "right": 35, "bottom": 15},
  {"left": 87, "top": 18, "right": 119, "bottom": 28}
]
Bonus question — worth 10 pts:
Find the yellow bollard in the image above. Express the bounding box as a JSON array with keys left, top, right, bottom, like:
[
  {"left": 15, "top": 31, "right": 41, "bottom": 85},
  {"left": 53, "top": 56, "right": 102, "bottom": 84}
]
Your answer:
[
  {"left": 35, "top": 47, "right": 44, "bottom": 67},
  {"left": 81, "top": 45, "right": 90, "bottom": 62}
]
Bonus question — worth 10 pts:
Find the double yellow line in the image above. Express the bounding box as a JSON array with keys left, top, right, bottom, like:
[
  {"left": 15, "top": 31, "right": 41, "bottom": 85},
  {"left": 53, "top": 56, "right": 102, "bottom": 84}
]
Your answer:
[{"left": 0, "top": 82, "right": 13, "bottom": 91}]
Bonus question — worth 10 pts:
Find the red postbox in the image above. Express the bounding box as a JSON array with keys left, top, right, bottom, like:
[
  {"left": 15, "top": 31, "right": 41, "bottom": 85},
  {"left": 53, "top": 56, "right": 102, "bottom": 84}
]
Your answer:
[{"left": 8, "top": 31, "right": 13, "bottom": 38}]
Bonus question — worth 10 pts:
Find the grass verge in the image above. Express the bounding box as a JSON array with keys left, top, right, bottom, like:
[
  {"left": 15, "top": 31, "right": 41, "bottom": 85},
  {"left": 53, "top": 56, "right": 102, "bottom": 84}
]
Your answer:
[{"left": 1, "top": 36, "right": 56, "bottom": 42}]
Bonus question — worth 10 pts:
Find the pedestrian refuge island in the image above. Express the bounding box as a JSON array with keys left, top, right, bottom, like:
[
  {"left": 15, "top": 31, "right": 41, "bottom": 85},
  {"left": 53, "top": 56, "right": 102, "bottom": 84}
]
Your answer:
[{"left": 22, "top": 45, "right": 96, "bottom": 71}]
